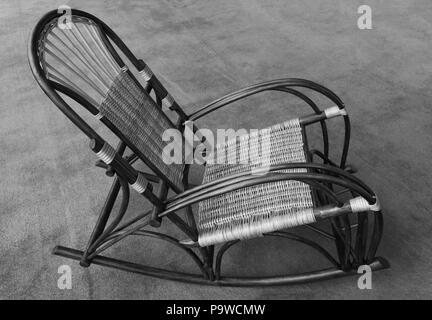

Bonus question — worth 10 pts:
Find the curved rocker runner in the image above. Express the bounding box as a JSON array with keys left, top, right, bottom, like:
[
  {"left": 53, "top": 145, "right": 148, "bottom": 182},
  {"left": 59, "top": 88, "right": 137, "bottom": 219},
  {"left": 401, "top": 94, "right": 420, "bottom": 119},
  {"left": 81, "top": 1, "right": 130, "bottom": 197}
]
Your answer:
[{"left": 28, "top": 9, "right": 389, "bottom": 286}]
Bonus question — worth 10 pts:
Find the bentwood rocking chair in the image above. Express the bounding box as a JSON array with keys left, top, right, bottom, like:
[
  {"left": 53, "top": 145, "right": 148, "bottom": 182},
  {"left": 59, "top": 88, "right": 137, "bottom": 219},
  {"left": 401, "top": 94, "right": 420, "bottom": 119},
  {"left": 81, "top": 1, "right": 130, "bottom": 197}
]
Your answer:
[{"left": 28, "top": 9, "right": 389, "bottom": 286}]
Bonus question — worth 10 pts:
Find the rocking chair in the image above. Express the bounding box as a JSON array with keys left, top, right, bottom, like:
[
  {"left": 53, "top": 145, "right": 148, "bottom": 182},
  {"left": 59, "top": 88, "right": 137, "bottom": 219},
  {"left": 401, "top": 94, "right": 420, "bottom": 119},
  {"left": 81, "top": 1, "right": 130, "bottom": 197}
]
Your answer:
[{"left": 28, "top": 9, "right": 389, "bottom": 286}]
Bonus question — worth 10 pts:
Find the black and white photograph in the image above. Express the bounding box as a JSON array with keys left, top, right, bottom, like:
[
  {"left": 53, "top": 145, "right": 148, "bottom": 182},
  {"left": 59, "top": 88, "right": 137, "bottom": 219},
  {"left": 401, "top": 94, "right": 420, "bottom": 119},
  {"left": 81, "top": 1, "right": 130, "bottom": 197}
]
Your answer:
[{"left": 1, "top": 0, "right": 431, "bottom": 303}]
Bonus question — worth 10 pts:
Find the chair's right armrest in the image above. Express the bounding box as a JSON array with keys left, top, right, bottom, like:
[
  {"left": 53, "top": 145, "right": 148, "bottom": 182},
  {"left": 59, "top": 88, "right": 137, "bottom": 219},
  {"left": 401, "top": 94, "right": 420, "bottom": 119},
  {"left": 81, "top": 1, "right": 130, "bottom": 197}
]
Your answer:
[{"left": 164, "top": 162, "right": 378, "bottom": 218}]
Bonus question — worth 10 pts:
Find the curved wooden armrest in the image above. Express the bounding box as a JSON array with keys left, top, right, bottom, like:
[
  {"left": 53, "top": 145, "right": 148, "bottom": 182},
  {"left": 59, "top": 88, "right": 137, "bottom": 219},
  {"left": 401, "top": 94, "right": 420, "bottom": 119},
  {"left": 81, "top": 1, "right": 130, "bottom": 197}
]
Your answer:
[
  {"left": 162, "top": 165, "right": 378, "bottom": 219},
  {"left": 168, "top": 162, "right": 373, "bottom": 206},
  {"left": 187, "top": 77, "right": 351, "bottom": 169},
  {"left": 188, "top": 78, "right": 346, "bottom": 121}
]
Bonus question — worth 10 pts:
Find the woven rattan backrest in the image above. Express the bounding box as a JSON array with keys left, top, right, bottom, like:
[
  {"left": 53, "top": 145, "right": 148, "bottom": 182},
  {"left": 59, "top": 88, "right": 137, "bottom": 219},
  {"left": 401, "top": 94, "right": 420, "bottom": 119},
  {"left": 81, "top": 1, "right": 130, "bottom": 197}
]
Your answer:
[{"left": 36, "top": 14, "right": 185, "bottom": 191}]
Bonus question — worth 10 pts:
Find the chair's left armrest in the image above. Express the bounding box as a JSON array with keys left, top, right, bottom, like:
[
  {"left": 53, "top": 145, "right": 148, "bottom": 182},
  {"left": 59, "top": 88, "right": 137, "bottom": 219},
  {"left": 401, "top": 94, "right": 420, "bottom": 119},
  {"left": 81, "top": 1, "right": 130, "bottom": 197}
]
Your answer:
[{"left": 188, "top": 78, "right": 346, "bottom": 121}]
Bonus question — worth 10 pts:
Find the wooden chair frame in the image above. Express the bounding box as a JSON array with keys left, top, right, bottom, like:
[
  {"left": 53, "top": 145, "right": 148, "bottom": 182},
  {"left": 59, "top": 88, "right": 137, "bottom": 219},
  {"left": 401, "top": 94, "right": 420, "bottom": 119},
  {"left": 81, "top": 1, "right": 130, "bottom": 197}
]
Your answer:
[{"left": 28, "top": 9, "right": 389, "bottom": 286}]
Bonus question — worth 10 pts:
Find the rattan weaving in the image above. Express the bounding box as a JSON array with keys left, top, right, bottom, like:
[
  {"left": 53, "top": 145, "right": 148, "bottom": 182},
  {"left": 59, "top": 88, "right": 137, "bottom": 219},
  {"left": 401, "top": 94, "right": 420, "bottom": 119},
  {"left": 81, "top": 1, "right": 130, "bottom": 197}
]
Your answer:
[
  {"left": 198, "top": 118, "right": 314, "bottom": 246},
  {"left": 100, "top": 71, "right": 185, "bottom": 190}
]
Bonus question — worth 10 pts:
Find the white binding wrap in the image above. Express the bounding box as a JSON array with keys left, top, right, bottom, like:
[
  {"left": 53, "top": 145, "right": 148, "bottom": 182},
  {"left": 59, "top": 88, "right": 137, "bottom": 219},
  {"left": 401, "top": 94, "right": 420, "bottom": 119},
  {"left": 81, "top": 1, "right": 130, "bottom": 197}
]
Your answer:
[
  {"left": 162, "top": 94, "right": 175, "bottom": 108},
  {"left": 349, "top": 196, "right": 381, "bottom": 213},
  {"left": 131, "top": 172, "right": 148, "bottom": 194},
  {"left": 139, "top": 64, "right": 153, "bottom": 81},
  {"left": 95, "top": 142, "right": 116, "bottom": 164},
  {"left": 94, "top": 112, "right": 103, "bottom": 120},
  {"left": 324, "top": 106, "right": 347, "bottom": 119}
]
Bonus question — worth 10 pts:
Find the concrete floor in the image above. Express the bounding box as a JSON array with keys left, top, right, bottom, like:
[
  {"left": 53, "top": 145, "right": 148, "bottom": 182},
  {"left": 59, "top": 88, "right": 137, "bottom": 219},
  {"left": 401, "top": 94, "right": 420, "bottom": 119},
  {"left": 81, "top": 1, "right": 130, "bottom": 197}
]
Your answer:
[{"left": 1, "top": 0, "right": 432, "bottom": 299}]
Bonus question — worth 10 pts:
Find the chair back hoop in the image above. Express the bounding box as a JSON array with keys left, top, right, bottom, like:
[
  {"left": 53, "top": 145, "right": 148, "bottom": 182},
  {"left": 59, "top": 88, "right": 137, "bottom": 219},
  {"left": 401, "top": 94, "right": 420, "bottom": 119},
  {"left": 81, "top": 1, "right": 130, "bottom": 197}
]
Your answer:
[{"left": 29, "top": 9, "right": 186, "bottom": 192}]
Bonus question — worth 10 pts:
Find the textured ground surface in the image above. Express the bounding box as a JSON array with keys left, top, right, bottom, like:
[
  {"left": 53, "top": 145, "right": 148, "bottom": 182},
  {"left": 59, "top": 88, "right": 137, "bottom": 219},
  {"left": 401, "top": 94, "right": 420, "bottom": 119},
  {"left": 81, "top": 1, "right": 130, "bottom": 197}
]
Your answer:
[{"left": 1, "top": 0, "right": 432, "bottom": 299}]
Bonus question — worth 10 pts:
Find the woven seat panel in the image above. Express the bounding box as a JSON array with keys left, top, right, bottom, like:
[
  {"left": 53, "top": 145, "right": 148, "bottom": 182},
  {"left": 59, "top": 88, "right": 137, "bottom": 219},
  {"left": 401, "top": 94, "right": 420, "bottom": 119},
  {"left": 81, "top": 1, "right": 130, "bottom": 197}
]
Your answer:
[
  {"left": 198, "top": 118, "right": 314, "bottom": 246},
  {"left": 100, "top": 71, "right": 185, "bottom": 191}
]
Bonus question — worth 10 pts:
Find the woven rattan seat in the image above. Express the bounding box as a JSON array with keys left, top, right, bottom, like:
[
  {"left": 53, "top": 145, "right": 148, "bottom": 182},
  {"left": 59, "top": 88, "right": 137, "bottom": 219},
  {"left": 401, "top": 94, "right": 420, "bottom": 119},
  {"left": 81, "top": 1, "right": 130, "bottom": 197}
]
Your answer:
[
  {"left": 29, "top": 9, "right": 388, "bottom": 286},
  {"left": 198, "top": 118, "right": 314, "bottom": 246}
]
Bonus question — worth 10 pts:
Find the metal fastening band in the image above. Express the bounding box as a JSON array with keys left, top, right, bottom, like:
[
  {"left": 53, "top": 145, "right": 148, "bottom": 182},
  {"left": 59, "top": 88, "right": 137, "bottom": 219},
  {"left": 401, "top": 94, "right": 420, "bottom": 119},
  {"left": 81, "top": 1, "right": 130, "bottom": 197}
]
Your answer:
[
  {"left": 324, "top": 106, "right": 348, "bottom": 119},
  {"left": 94, "top": 112, "right": 103, "bottom": 120},
  {"left": 162, "top": 94, "right": 175, "bottom": 108},
  {"left": 131, "top": 173, "right": 148, "bottom": 194},
  {"left": 139, "top": 64, "right": 153, "bottom": 81},
  {"left": 95, "top": 142, "right": 116, "bottom": 165},
  {"left": 349, "top": 196, "right": 381, "bottom": 213}
]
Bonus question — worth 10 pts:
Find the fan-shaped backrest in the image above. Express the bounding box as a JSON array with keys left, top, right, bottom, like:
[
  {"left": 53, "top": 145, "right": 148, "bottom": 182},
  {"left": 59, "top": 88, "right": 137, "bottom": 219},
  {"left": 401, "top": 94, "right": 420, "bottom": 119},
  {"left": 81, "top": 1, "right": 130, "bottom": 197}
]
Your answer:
[{"left": 32, "top": 10, "right": 187, "bottom": 192}]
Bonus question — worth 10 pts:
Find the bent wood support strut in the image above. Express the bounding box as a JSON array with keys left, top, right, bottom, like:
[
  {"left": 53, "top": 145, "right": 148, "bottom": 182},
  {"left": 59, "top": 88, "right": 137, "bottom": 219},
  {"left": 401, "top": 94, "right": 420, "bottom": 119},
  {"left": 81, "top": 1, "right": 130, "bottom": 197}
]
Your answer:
[{"left": 53, "top": 245, "right": 389, "bottom": 286}]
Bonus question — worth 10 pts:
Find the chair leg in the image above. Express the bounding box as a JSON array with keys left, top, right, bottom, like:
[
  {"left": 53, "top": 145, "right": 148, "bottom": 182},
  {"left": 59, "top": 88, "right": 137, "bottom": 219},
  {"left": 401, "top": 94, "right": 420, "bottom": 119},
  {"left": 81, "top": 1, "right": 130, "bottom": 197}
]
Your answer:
[
  {"left": 166, "top": 211, "right": 214, "bottom": 280},
  {"left": 80, "top": 177, "right": 122, "bottom": 267},
  {"left": 184, "top": 205, "right": 215, "bottom": 280},
  {"left": 331, "top": 218, "right": 352, "bottom": 271},
  {"left": 355, "top": 212, "right": 369, "bottom": 264}
]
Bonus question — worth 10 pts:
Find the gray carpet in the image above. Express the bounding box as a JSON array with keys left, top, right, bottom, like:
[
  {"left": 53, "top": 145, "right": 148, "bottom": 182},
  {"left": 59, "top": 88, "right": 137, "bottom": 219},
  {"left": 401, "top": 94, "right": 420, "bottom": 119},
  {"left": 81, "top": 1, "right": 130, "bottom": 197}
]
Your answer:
[{"left": 1, "top": 0, "right": 432, "bottom": 299}]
